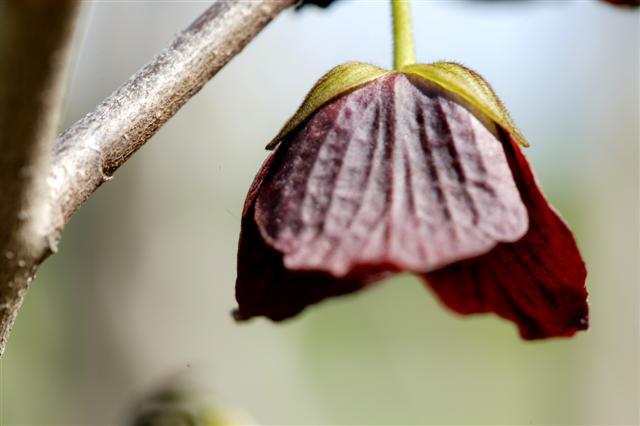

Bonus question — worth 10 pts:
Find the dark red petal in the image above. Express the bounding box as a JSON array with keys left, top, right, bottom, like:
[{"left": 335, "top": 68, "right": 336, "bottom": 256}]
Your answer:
[
  {"left": 241, "top": 147, "right": 279, "bottom": 217},
  {"left": 600, "top": 0, "right": 639, "bottom": 7},
  {"left": 234, "top": 148, "right": 389, "bottom": 322},
  {"left": 255, "top": 73, "right": 528, "bottom": 277},
  {"left": 234, "top": 205, "right": 391, "bottom": 322},
  {"left": 423, "top": 134, "right": 589, "bottom": 339}
]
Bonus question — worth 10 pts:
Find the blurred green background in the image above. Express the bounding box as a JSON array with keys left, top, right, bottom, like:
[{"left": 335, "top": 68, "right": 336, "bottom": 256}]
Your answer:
[{"left": 1, "top": 1, "right": 638, "bottom": 425}]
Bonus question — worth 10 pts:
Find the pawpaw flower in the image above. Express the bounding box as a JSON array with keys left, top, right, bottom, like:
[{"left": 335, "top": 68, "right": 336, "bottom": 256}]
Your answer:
[
  {"left": 233, "top": 1, "right": 589, "bottom": 340},
  {"left": 600, "top": 0, "right": 639, "bottom": 6}
]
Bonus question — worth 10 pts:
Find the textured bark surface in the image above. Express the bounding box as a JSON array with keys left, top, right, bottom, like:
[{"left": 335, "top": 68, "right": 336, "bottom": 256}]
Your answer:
[
  {"left": 424, "top": 133, "right": 589, "bottom": 340},
  {"left": 0, "top": 0, "right": 80, "bottom": 356},
  {"left": 0, "top": 0, "right": 295, "bottom": 356},
  {"left": 50, "top": 0, "right": 296, "bottom": 225},
  {"left": 255, "top": 74, "right": 528, "bottom": 277}
]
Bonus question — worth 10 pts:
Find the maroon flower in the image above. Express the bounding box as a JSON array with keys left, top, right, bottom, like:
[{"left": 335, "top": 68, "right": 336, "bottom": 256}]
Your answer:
[
  {"left": 600, "top": 0, "right": 639, "bottom": 6},
  {"left": 233, "top": 65, "right": 588, "bottom": 340}
]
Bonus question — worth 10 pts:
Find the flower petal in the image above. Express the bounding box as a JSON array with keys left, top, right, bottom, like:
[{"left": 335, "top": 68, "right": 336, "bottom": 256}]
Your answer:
[
  {"left": 422, "top": 134, "right": 589, "bottom": 339},
  {"left": 255, "top": 73, "right": 528, "bottom": 277},
  {"left": 234, "top": 207, "right": 378, "bottom": 321},
  {"left": 403, "top": 62, "right": 529, "bottom": 147},
  {"left": 600, "top": 0, "right": 639, "bottom": 6},
  {"left": 266, "top": 62, "right": 390, "bottom": 150},
  {"left": 234, "top": 151, "right": 387, "bottom": 321}
]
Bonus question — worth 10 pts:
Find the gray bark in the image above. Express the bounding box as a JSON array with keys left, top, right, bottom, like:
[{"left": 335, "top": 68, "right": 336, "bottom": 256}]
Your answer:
[
  {"left": 0, "top": 0, "right": 296, "bottom": 356},
  {"left": 0, "top": 0, "right": 81, "bottom": 356}
]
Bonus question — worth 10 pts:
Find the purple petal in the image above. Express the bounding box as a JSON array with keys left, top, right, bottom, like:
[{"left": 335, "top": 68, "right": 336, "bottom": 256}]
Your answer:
[
  {"left": 234, "top": 147, "right": 389, "bottom": 321},
  {"left": 422, "top": 134, "right": 589, "bottom": 339},
  {"left": 234, "top": 203, "right": 389, "bottom": 322},
  {"left": 254, "top": 73, "right": 528, "bottom": 277}
]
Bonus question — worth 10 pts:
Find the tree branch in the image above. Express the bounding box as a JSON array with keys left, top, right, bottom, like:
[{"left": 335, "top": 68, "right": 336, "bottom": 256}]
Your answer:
[
  {"left": 0, "top": 0, "right": 296, "bottom": 356},
  {"left": 0, "top": 0, "right": 81, "bottom": 355},
  {"left": 50, "top": 0, "right": 296, "bottom": 223}
]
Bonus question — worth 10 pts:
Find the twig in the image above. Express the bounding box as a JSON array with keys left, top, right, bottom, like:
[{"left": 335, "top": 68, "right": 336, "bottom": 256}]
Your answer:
[{"left": 0, "top": 0, "right": 296, "bottom": 356}]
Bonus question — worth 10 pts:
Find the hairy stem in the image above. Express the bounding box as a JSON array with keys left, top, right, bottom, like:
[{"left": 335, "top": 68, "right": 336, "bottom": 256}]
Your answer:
[{"left": 392, "top": 0, "right": 416, "bottom": 70}]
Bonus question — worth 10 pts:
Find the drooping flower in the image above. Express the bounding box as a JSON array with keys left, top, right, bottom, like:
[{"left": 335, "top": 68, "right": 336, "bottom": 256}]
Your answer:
[
  {"left": 233, "top": 1, "right": 589, "bottom": 340},
  {"left": 232, "top": 61, "right": 588, "bottom": 340}
]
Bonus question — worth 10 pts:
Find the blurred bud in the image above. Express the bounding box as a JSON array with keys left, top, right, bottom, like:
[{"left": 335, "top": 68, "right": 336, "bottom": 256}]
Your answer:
[{"left": 130, "top": 387, "right": 254, "bottom": 426}]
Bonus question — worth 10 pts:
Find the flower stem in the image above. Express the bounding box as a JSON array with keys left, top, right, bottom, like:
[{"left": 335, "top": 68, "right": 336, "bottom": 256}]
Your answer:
[{"left": 392, "top": 0, "right": 416, "bottom": 70}]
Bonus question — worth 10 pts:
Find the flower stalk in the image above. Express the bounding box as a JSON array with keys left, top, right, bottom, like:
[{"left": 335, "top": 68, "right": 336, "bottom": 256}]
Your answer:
[{"left": 392, "top": 0, "right": 416, "bottom": 70}]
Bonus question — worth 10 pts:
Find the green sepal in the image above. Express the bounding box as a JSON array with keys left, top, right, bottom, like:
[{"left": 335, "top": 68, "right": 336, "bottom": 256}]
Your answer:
[
  {"left": 266, "top": 62, "right": 390, "bottom": 150},
  {"left": 402, "top": 62, "right": 529, "bottom": 147}
]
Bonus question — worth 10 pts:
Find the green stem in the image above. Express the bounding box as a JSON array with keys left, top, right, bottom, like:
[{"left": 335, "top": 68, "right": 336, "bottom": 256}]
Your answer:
[{"left": 392, "top": 0, "right": 416, "bottom": 70}]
